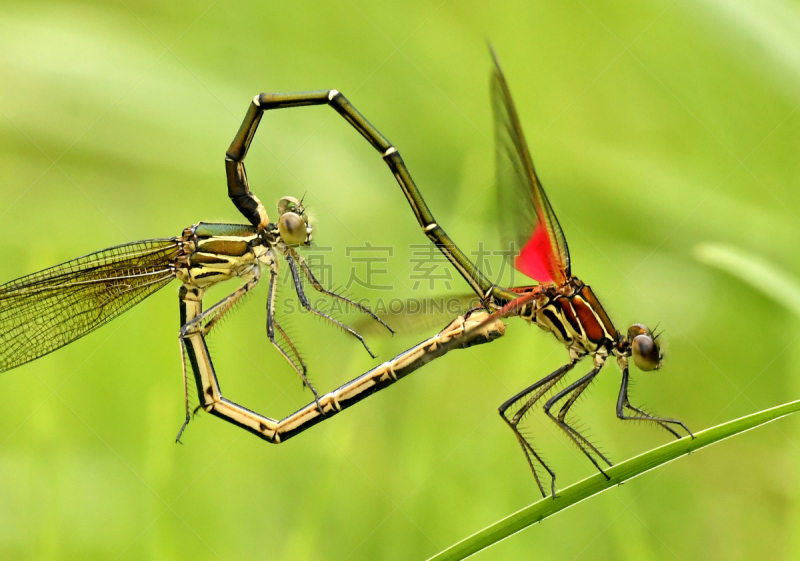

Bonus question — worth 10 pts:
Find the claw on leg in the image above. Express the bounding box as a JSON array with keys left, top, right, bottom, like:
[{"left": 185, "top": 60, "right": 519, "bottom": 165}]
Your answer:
[
  {"left": 616, "top": 367, "right": 692, "bottom": 439},
  {"left": 498, "top": 361, "right": 577, "bottom": 498}
]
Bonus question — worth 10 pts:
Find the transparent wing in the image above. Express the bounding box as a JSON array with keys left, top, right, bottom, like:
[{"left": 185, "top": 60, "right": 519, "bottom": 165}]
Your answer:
[
  {"left": 491, "top": 47, "right": 570, "bottom": 285},
  {"left": 352, "top": 294, "right": 483, "bottom": 336},
  {"left": 0, "top": 238, "right": 182, "bottom": 373}
]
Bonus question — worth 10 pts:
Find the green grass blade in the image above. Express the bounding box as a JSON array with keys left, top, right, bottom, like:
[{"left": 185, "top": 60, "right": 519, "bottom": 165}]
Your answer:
[
  {"left": 694, "top": 242, "right": 800, "bottom": 316},
  {"left": 428, "top": 399, "right": 800, "bottom": 561}
]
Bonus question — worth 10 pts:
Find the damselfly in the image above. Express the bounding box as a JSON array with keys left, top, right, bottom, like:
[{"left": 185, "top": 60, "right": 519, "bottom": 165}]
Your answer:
[
  {"left": 0, "top": 102, "right": 413, "bottom": 441},
  {"left": 267, "top": 51, "right": 693, "bottom": 497},
  {"left": 415, "top": 50, "right": 694, "bottom": 497}
]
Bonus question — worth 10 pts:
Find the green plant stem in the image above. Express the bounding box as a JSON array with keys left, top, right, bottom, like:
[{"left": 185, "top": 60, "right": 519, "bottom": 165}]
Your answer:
[{"left": 428, "top": 399, "right": 800, "bottom": 561}]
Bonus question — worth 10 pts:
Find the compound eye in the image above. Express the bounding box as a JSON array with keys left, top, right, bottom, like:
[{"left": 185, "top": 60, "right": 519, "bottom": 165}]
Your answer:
[
  {"left": 632, "top": 334, "right": 661, "bottom": 371},
  {"left": 627, "top": 323, "right": 651, "bottom": 341},
  {"left": 278, "top": 212, "right": 307, "bottom": 246},
  {"left": 278, "top": 196, "right": 301, "bottom": 216}
]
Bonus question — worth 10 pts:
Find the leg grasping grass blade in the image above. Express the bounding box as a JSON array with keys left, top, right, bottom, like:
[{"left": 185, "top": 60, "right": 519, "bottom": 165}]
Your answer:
[{"left": 617, "top": 367, "right": 693, "bottom": 438}]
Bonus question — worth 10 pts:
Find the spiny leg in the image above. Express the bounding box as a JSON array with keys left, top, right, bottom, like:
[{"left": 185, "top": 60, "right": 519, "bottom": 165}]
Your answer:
[
  {"left": 544, "top": 365, "right": 611, "bottom": 478},
  {"left": 616, "top": 367, "right": 693, "bottom": 439},
  {"left": 184, "top": 272, "right": 261, "bottom": 338},
  {"left": 266, "top": 265, "right": 321, "bottom": 412},
  {"left": 554, "top": 373, "right": 610, "bottom": 462},
  {"left": 285, "top": 251, "right": 377, "bottom": 358},
  {"left": 176, "top": 275, "right": 259, "bottom": 441},
  {"left": 498, "top": 360, "right": 577, "bottom": 498},
  {"left": 225, "top": 91, "right": 514, "bottom": 305},
  {"left": 177, "top": 335, "right": 191, "bottom": 442},
  {"left": 273, "top": 318, "right": 307, "bottom": 376},
  {"left": 289, "top": 247, "right": 393, "bottom": 334},
  {"left": 177, "top": 335, "right": 216, "bottom": 443}
]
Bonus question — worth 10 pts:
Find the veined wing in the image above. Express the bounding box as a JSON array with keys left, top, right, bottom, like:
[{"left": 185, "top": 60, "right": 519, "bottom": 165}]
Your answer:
[
  {"left": 0, "top": 238, "right": 182, "bottom": 373},
  {"left": 491, "top": 47, "right": 570, "bottom": 285}
]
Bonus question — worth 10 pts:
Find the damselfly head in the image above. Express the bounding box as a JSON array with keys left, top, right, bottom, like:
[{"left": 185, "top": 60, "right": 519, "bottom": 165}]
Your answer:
[
  {"left": 277, "top": 196, "right": 312, "bottom": 246},
  {"left": 627, "top": 323, "right": 662, "bottom": 371}
]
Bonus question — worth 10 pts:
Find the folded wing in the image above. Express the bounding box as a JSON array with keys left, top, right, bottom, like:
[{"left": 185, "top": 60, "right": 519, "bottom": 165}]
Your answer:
[{"left": 491, "top": 47, "right": 570, "bottom": 285}]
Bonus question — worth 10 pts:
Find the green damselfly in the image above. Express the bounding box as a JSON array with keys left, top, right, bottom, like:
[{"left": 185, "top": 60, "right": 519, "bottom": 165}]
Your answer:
[
  {"left": 1, "top": 93, "right": 509, "bottom": 443},
  {"left": 0, "top": 220, "right": 501, "bottom": 442}
]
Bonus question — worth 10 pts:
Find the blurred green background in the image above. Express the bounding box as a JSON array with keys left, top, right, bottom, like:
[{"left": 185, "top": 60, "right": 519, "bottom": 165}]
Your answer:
[{"left": 2, "top": 0, "right": 800, "bottom": 559}]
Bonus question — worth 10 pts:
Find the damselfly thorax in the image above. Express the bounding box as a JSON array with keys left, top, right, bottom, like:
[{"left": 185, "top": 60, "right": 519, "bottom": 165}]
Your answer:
[
  {"left": 174, "top": 223, "right": 267, "bottom": 288},
  {"left": 504, "top": 279, "right": 616, "bottom": 355},
  {"left": 174, "top": 200, "right": 313, "bottom": 289}
]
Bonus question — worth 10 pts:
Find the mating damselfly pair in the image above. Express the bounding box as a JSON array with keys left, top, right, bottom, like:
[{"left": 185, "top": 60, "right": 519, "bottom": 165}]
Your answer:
[{"left": 0, "top": 49, "right": 690, "bottom": 497}]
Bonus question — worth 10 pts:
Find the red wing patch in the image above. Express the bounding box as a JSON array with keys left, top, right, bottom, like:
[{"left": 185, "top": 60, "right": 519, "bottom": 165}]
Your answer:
[{"left": 515, "top": 221, "right": 563, "bottom": 284}]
